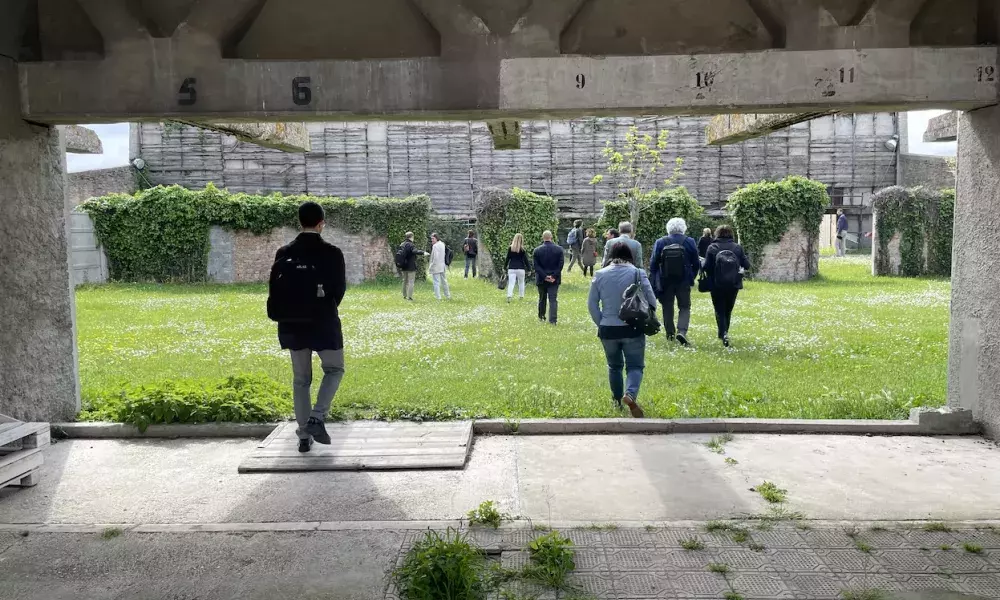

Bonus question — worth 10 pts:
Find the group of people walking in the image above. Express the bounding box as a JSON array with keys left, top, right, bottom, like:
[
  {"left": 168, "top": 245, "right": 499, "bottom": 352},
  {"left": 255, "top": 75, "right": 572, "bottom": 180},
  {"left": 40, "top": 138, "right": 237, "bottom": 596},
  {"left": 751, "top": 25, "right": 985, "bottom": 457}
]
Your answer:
[{"left": 268, "top": 202, "right": 756, "bottom": 453}]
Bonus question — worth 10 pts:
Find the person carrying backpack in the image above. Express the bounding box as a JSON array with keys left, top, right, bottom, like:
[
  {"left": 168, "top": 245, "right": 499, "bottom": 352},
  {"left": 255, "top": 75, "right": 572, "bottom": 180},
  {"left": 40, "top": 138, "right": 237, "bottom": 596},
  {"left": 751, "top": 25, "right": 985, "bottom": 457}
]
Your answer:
[
  {"left": 566, "top": 219, "right": 584, "bottom": 273},
  {"left": 267, "top": 202, "right": 347, "bottom": 453},
  {"left": 462, "top": 230, "right": 479, "bottom": 279},
  {"left": 648, "top": 217, "right": 700, "bottom": 345},
  {"left": 395, "top": 231, "right": 428, "bottom": 301},
  {"left": 702, "top": 224, "right": 751, "bottom": 347}
]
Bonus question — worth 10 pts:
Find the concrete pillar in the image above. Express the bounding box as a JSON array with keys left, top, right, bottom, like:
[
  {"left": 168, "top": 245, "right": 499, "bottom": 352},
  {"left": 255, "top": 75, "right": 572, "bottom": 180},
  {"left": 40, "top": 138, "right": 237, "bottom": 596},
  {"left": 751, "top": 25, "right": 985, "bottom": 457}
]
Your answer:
[
  {"left": 0, "top": 57, "right": 80, "bottom": 421},
  {"left": 948, "top": 104, "right": 1000, "bottom": 438}
]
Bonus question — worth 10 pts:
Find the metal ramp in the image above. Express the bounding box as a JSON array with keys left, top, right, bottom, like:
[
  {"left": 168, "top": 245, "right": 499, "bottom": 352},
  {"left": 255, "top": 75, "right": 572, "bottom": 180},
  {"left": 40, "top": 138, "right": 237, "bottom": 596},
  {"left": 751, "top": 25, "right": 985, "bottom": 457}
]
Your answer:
[{"left": 0, "top": 415, "right": 49, "bottom": 492}]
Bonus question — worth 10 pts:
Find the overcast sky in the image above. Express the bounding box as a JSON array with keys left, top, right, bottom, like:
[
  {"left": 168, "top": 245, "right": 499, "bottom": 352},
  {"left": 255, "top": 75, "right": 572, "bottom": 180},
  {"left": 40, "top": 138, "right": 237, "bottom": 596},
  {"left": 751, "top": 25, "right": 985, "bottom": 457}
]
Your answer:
[{"left": 65, "top": 110, "right": 958, "bottom": 173}]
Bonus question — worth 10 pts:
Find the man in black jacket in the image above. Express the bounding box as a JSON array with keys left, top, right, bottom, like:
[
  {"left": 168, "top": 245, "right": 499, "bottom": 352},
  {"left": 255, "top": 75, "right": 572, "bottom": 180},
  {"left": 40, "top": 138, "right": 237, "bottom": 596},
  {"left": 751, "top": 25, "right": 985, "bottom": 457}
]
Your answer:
[
  {"left": 533, "top": 230, "right": 565, "bottom": 324},
  {"left": 271, "top": 202, "right": 347, "bottom": 453},
  {"left": 399, "top": 231, "right": 427, "bottom": 300}
]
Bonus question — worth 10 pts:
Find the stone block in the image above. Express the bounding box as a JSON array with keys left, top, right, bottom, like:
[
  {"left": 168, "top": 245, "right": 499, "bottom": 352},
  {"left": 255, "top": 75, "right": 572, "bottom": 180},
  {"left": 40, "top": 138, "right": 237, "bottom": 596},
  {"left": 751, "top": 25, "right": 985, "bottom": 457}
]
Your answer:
[
  {"left": 175, "top": 121, "right": 311, "bottom": 153},
  {"left": 909, "top": 407, "right": 978, "bottom": 435},
  {"left": 754, "top": 220, "right": 819, "bottom": 283},
  {"left": 923, "top": 111, "right": 958, "bottom": 142},
  {"left": 60, "top": 125, "right": 102, "bottom": 154}
]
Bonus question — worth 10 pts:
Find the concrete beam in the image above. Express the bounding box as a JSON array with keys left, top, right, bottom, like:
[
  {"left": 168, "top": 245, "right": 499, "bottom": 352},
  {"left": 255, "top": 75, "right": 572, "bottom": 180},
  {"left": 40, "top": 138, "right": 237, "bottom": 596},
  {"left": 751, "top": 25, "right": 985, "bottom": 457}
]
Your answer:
[
  {"left": 18, "top": 46, "right": 999, "bottom": 123},
  {"left": 923, "top": 110, "right": 958, "bottom": 142},
  {"left": 76, "top": 0, "right": 151, "bottom": 47},
  {"left": 174, "top": 121, "right": 311, "bottom": 153},
  {"left": 706, "top": 112, "right": 833, "bottom": 145},
  {"left": 60, "top": 125, "right": 102, "bottom": 154}
]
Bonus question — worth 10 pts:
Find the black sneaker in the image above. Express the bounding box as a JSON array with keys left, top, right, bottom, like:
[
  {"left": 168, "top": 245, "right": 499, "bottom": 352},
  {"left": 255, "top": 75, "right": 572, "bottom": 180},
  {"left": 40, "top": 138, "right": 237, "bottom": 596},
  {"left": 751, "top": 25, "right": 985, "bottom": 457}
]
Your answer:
[
  {"left": 677, "top": 333, "right": 689, "bottom": 346},
  {"left": 722, "top": 335, "right": 730, "bottom": 348},
  {"left": 298, "top": 437, "right": 313, "bottom": 453},
  {"left": 306, "top": 417, "right": 332, "bottom": 444},
  {"left": 613, "top": 397, "right": 623, "bottom": 410},
  {"left": 667, "top": 334, "right": 675, "bottom": 342}
]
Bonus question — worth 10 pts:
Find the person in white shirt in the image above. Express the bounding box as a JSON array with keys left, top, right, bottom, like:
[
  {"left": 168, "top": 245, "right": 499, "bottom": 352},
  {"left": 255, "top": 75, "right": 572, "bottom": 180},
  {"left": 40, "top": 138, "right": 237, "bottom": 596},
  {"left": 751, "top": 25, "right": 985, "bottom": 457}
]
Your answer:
[{"left": 428, "top": 233, "right": 452, "bottom": 300}]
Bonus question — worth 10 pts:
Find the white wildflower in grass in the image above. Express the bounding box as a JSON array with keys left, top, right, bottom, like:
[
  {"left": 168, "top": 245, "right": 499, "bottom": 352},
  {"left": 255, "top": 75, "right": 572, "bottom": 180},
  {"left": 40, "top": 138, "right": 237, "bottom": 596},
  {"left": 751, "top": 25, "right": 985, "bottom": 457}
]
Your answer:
[{"left": 75, "top": 258, "right": 948, "bottom": 421}]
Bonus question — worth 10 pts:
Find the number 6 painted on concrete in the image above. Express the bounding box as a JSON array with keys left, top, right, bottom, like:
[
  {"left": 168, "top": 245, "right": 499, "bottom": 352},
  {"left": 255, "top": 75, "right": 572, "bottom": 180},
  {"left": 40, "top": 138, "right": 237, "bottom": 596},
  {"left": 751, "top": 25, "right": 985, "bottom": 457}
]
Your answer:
[{"left": 292, "top": 77, "right": 312, "bottom": 106}]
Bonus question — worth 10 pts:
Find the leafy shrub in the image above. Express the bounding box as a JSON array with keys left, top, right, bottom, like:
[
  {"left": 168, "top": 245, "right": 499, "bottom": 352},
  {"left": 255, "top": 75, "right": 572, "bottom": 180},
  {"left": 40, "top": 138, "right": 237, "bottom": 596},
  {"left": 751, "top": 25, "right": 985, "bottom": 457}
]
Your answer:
[
  {"left": 599, "top": 186, "right": 705, "bottom": 255},
  {"left": 524, "top": 531, "right": 576, "bottom": 588},
  {"left": 476, "top": 188, "right": 558, "bottom": 280},
  {"left": 467, "top": 500, "right": 511, "bottom": 529},
  {"left": 727, "top": 176, "right": 828, "bottom": 275},
  {"left": 873, "top": 185, "right": 953, "bottom": 277},
  {"left": 79, "top": 374, "right": 292, "bottom": 431},
  {"left": 393, "top": 529, "right": 487, "bottom": 600},
  {"left": 81, "top": 184, "right": 431, "bottom": 282}
]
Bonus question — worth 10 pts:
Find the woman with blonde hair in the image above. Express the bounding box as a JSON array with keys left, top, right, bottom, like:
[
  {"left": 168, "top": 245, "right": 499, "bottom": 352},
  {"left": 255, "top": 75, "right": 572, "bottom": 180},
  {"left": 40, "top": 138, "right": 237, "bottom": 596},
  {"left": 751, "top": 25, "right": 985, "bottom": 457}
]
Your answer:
[{"left": 504, "top": 233, "right": 529, "bottom": 302}]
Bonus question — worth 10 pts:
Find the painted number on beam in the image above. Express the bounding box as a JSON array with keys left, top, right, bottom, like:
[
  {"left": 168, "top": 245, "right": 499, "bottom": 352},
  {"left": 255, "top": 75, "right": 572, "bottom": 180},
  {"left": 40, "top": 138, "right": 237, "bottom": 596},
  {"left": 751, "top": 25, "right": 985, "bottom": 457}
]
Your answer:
[
  {"left": 292, "top": 77, "right": 312, "bottom": 106},
  {"left": 839, "top": 67, "right": 856, "bottom": 84},
  {"left": 178, "top": 78, "right": 197, "bottom": 106},
  {"left": 575, "top": 74, "right": 586, "bottom": 89},
  {"left": 977, "top": 66, "right": 996, "bottom": 82},
  {"left": 817, "top": 67, "right": 857, "bottom": 98},
  {"left": 695, "top": 72, "right": 716, "bottom": 88}
]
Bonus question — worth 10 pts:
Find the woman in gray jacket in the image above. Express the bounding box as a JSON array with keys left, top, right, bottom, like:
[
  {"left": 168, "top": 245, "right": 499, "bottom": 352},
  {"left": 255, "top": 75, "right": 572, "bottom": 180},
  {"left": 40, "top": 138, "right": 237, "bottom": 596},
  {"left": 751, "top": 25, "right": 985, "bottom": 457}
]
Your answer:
[{"left": 587, "top": 243, "right": 657, "bottom": 418}]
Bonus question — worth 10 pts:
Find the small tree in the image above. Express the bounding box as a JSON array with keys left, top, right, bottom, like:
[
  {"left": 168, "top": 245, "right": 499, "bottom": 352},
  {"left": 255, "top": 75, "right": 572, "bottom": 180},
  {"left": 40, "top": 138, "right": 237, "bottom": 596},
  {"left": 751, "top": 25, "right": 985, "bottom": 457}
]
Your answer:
[{"left": 590, "top": 126, "right": 684, "bottom": 229}]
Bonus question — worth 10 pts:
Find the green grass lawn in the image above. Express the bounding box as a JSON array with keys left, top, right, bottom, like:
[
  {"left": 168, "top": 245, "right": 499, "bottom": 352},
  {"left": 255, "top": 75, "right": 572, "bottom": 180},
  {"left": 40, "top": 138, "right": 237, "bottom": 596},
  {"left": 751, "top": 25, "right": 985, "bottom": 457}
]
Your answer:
[{"left": 75, "top": 256, "right": 949, "bottom": 421}]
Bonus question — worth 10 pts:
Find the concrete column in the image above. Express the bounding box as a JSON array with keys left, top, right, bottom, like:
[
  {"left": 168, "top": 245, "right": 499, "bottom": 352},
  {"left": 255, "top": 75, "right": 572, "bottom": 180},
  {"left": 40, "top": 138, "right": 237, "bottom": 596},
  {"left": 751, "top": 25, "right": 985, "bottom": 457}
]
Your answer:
[
  {"left": 0, "top": 57, "right": 80, "bottom": 421},
  {"left": 948, "top": 103, "right": 1000, "bottom": 438}
]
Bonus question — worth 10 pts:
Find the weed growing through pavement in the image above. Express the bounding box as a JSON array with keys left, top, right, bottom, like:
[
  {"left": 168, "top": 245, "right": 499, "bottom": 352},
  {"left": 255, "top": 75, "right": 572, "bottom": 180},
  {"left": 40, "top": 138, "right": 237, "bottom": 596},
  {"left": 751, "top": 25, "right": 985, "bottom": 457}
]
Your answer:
[
  {"left": 724, "top": 457, "right": 739, "bottom": 465},
  {"left": 524, "top": 531, "right": 576, "bottom": 588},
  {"left": 923, "top": 522, "right": 952, "bottom": 532},
  {"left": 754, "top": 481, "right": 788, "bottom": 503},
  {"left": 724, "top": 592, "right": 745, "bottom": 600},
  {"left": 940, "top": 545, "right": 952, "bottom": 551},
  {"left": 467, "top": 500, "right": 511, "bottom": 529},
  {"left": 394, "top": 529, "right": 487, "bottom": 600},
  {"left": 869, "top": 525, "right": 888, "bottom": 532},
  {"left": 963, "top": 542, "right": 983, "bottom": 554},
  {"left": 845, "top": 527, "right": 873, "bottom": 553},
  {"left": 532, "top": 523, "right": 551, "bottom": 532},
  {"left": 706, "top": 433, "right": 734, "bottom": 454},
  {"left": 680, "top": 537, "right": 705, "bottom": 550},
  {"left": 101, "top": 527, "right": 123, "bottom": 540},
  {"left": 840, "top": 589, "right": 888, "bottom": 600},
  {"left": 707, "top": 563, "right": 730, "bottom": 574},
  {"left": 585, "top": 523, "right": 619, "bottom": 531},
  {"left": 748, "top": 542, "right": 765, "bottom": 552}
]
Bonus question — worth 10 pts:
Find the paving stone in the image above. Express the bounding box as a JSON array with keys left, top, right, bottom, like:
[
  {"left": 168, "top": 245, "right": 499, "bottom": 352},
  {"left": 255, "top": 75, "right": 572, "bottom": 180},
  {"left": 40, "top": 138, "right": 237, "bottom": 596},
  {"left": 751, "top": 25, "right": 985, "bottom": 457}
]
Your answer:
[
  {"left": 567, "top": 529, "right": 607, "bottom": 547},
  {"left": 930, "top": 549, "right": 995, "bottom": 573},
  {"left": 718, "top": 548, "right": 773, "bottom": 570},
  {"left": 749, "top": 528, "right": 812, "bottom": 548},
  {"left": 606, "top": 548, "right": 661, "bottom": 571},
  {"left": 766, "top": 548, "right": 829, "bottom": 572},
  {"left": 654, "top": 548, "right": 723, "bottom": 570},
  {"left": 796, "top": 528, "right": 859, "bottom": 549},
  {"left": 815, "top": 549, "right": 887, "bottom": 573},
  {"left": 859, "top": 529, "right": 911, "bottom": 548},
  {"left": 957, "top": 528, "right": 1000, "bottom": 548},
  {"left": 669, "top": 571, "right": 731, "bottom": 598},
  {"left": 784, "top": 571, "right": 849, "bottom": 600},
  {"left": 839, "top": 572, "right": 907, "bottom": 592},
  {"left": 605, "top": 528, "right": 661, "bottom": 548},
  {"left": 656, "top": 527, "right": 709, "bottom": 548},
  {"left": 961, "top": 573, "right": 1000, "bottom": 597},
  {"left": 615, "top": 572, "right": 677, "bottom": 598},
  {"left": 873, "top": 549, "right": 943, "bottom": 573},
  {"left": 892, "top": 573, "right": 971, "bottom": 592},
  {"left": 729, "top": 572, "right": 795, "bottom": 598},
  {"left": 567, "top": 572, "right": 617, "bottom": 597},
  {"left": 574, "top": 548, "right": 611, "bottom": 571},
  {"left": 901, "top": 529, "right": 963, "bottom": 548}
]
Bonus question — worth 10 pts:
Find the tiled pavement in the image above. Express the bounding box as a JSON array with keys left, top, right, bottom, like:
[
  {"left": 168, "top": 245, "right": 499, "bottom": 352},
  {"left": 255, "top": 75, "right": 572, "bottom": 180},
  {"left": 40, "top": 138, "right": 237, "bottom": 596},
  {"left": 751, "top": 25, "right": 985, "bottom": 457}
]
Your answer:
[{"left": 387, "top": 524, "right": 1000, "bottom": 599}]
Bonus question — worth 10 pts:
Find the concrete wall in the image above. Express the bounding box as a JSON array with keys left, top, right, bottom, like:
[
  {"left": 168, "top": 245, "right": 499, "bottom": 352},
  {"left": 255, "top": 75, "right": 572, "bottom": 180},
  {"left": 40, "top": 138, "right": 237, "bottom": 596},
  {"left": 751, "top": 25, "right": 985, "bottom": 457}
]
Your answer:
[
  {"left": 871, "top": 223, "right": 904, "bottom": 277},
  {"left": 65, "top": 166, "right": 136, "bottom": 207},
  {"left": 0, "top": 60, "right": 80, "bottom": 421},
  {"left": 753, "top": 221, "right": 819, "bottom": 283},
  {"left": 206, "top": 227, "right": 393, "bottom": 286},
  {"left": 135, "top": 113, "right": 899, "bottom": 218},
  {"left": 69, "top": 211, "right": 108, "bottom": 285},
  {"left": 898, "top": 154, "right": 956, "bottom": 191},
  {"left": 948, "top": 104, "right": 1000, "bottom": 439}
]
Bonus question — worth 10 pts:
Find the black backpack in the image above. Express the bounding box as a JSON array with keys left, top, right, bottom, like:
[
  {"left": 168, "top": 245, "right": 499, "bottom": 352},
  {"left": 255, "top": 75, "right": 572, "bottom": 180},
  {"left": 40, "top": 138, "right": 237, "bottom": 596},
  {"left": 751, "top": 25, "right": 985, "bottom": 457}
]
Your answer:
[
  {"left": 445, "top": 246, "right": 455, "bottom": 266},
  {"left": 394, "top": 243, "right": 408, "bottom": 269},
  {"left": 267, "top": 253, "right": 329, "bottom": 323},
  {"left": 714, "top": 249, "right": 742, "bottom": 290},
  {"left": 660, "top": 243, "right": 687, "bottom": 284}
]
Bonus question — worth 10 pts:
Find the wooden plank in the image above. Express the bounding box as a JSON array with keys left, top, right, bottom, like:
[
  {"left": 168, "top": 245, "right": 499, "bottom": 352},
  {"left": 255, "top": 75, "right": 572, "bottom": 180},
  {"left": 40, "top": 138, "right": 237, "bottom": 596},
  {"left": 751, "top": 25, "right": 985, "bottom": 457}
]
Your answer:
[
  {"left": 238, "top": 454, "right": 467, "bottom": 473},
  {"left": 0, "top": 422, "right": 48, "bottom": 448},
  {"left": 251, "top": 447, "right": 472, "bottom": 458},
  {"left": 256, "top": 422, "right": 288, "bottom": 448},
  {"left": 0, "top": 450, "right": 43, "bottom": 488},
  {"left": 0, "top": 414, "right": 17, "bottom": 424}
]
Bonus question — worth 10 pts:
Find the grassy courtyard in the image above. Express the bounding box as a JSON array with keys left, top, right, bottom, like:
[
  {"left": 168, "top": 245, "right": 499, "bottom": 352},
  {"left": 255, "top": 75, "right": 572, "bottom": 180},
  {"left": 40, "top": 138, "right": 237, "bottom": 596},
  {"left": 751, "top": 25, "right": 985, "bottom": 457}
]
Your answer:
[{"left": 75, "top": 256, "right": 949, "bottom": 422}]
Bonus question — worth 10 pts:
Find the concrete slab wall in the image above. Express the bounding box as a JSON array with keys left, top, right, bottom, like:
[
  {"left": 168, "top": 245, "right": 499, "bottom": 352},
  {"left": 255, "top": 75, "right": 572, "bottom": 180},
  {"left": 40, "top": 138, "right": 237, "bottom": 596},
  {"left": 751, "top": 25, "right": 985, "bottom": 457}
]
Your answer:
[
  {"left": 753, "top": 221, "right": 819, "bottom": 283},
  {"left": 68, "top": 211, "right": 108, "bottom": 285},
  {"left": 0, "top": 61, "right": 80, "bottom": 421},
  {"left": 898, "top": 154, "right": 956, "bottom": 191},
  {"left": 65, "top": 166, "right": 136, "bottom": 208},
  {"left": 948, "top": 104, "right": 1000, "bottom": 439}
]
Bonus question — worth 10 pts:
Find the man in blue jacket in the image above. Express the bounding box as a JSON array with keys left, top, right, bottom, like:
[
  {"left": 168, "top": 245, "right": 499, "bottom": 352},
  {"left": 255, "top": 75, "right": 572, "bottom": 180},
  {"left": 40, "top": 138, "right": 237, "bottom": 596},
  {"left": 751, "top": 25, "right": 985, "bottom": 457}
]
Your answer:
[
  {"left": 648, "top": 217, "right": 700, "bottom": 345},
  {"left": 532, "top": 230, "right": 565, "bottom": 324}
]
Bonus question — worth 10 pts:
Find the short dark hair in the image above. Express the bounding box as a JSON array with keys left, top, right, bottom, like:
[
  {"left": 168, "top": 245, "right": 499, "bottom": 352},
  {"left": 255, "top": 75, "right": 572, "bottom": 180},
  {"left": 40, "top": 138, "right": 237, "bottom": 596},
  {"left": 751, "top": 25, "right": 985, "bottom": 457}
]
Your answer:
[
  {"left": 573, "top": 219, "right": 583, "bottom": 227},
  {"left": 715, "top": 224, "right": 734, "bottom": 239},
  {"left": 468, "top": 230, "right": 476, "bottom": 237},
  {"left": 610, "top": 242, "right": 635, "bottom": 264},
  {"left": 609, "top": 229, "right": 619, "bottom": 238},
  {"left": 298, "top": 201, "right": 325, "bottom": 228},
  {"left": 431, "top": 232, "right": 439, "bottom": 241}
]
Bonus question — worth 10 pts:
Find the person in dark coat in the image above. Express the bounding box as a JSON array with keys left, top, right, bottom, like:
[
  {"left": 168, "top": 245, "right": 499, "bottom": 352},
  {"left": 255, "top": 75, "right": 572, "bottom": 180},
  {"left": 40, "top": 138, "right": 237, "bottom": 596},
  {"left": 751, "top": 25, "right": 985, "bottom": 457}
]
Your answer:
[
  {"left": 462, "top": 230, "right": 479, "bottom": 278},
  {"left": 702, "top": 224, "right": 751, "bottom": 347},
  {"left": 398, "top": 231, "right": 428, "bottom": 301},
  {"left": 648, "top": 217, "right": 700, "bottom": 345},
  {"left": 697, "top": 228, "right": 714, "bottom": 259},
  {"left": 272, "top": 202, "right": 347, "bottom": 453},
  {"left": 532, "top": 230, "right": 565, "bottom": 324}
]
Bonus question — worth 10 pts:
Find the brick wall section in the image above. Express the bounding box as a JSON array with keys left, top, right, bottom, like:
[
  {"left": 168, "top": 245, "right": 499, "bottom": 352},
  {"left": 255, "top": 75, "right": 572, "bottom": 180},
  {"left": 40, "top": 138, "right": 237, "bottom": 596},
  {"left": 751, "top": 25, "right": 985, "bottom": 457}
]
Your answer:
[
  {"left": 754, "top": 220, "right": 819, "bottom": 283},
  {"left": 217, "top": 226, "right": 391, "bottom": 285}
]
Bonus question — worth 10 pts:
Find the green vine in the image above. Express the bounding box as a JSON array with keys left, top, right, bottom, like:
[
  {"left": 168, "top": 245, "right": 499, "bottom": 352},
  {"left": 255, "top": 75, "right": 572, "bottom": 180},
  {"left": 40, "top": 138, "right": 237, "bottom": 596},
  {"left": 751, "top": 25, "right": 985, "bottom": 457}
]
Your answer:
[
  {"left": 873, "top": 186, "right": 954, "bottom": 277},
  {"left": 599, "top": 186, "right": 705, "bottom": 253},
  {"left": 475, "top": 187, "right": 558, "bottom": 279},
  {"left": 726, "top": 176, "right": 828, "bottom": 275},
  {"left": 80, "top": 184, "right": 430, "bottom": 282}
]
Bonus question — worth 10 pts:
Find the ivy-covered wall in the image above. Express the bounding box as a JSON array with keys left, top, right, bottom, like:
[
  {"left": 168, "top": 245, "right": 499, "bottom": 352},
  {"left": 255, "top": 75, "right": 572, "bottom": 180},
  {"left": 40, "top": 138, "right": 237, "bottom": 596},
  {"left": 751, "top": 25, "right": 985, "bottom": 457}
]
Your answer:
[
  {"left": 727, "top": 176, "right": 828, "bottom": 279},
  {"left": 80, "top": 184, "right": 431, "bottom": 283},
  {"left": 871, "top": 186, "right": 954, "bottom": 277},
  {"left": 598, "top": 187, "right": 706, "bottom": 258},
  {"left": 475, "top": 187, "right": 559, "bottom": 279}
]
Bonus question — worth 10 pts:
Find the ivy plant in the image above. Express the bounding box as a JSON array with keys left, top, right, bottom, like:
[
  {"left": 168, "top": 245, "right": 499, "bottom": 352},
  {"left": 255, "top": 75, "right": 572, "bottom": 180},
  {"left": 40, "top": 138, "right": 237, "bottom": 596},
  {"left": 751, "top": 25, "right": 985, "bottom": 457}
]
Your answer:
[
  {"left": 81, "top": 184, "right": 431, "bottom": 282},
  {"left": 599, "top": 186, "right": 705, "bottom": 254},
  {"left": 872, "top": 185, "right": 953, "bottom": 277},
  {"left": 475, "top": 187, "right": 558, "bottom": 279},
  {"left": 726, "top": 176, "right": 828, "bottom": 275}
]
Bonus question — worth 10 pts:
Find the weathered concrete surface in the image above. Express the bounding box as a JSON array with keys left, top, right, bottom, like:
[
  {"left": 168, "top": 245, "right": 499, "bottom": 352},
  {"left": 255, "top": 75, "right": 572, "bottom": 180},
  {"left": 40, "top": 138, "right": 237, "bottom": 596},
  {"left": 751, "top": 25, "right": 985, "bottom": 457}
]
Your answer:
[
  {"left": 175, "top": 121, "right": 312, "bottom": 153},
  {"left": 706, "top": 112, "right": 831, "bottom": 145},
  {"left": 59, "top": 125, "right": 102, "bottom": 154},
  {"left": 0, "top": 530, "right": 400, "bottom": 600},
  {"left": 65, "top": 165, "right": 135, "bottom": 206},
  {"left": 898, "top": 153, "right": 956, "bottom": 190},
  {"left": 924, "top": 111, "right": 959, "bottom": 142},
  {"left": 949, "top": 104, "right": 1000, "bottom": 439},
  {"left": 754, "top": 221, "right": 819, "bottom": 283},
  {"left": 3, "top": 435, "right": 1000, "bottom": 525},
  {"left": 0, "top": 58, "right": 79, "bottom": 422}
]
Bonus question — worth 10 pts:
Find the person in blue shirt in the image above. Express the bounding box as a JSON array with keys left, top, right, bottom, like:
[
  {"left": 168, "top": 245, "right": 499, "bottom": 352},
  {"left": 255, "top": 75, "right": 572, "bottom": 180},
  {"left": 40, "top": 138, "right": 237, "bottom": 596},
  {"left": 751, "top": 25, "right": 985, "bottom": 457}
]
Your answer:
[
  {"left": 588, "top": 243, "right": 657, "bottom": 418},
  {"left": 648, "top": 217, "right": 700, "bottom": 345},
  {"left": 836, "top": 209, "right": 849, "bottom": 257}
]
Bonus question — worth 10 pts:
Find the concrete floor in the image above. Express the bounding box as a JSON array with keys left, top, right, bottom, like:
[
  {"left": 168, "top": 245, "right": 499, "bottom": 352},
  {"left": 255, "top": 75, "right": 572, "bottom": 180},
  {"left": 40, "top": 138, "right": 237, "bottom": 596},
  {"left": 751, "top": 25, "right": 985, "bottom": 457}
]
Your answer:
[{"left": 1, "top": 434, "right": 999, "bottom": 525}]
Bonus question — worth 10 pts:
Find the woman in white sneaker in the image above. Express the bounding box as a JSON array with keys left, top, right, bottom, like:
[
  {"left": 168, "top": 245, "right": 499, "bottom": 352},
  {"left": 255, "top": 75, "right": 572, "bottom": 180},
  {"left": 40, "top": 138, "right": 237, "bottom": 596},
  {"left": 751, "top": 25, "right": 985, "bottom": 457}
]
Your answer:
[{"left": 505, "top": 233, "right": 529, "bottom": 302}]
